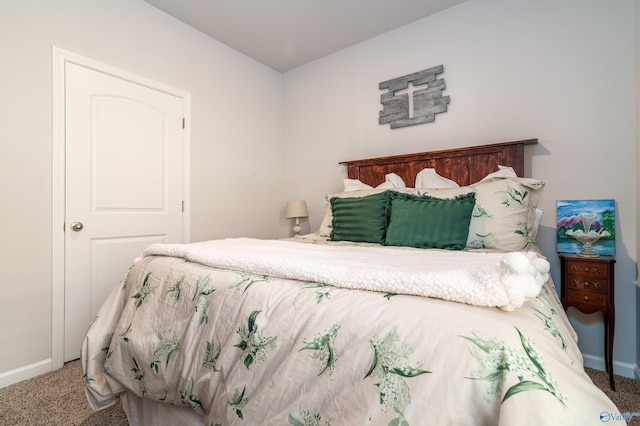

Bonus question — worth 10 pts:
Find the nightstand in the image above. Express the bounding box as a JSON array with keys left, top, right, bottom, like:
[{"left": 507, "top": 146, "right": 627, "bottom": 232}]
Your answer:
[{"left": 559, "top": 254, "right": 616, "bottom": 390}]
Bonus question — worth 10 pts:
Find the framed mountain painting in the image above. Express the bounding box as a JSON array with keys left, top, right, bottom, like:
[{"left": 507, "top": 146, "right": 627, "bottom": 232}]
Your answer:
[{"left": 556, "top": 199, "right": 615, "bottom": 256}]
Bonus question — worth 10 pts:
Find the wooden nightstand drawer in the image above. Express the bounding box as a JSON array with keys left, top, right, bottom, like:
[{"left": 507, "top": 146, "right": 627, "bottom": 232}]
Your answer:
[
  {"left": 566, "top": 261, "right": 608, "bottom": 278},
  {"left": 567, "top": 277, "right": 607, "bottom": 292},
  {"left": 567, "top": 290, "right": 606, "bottom": 307}
]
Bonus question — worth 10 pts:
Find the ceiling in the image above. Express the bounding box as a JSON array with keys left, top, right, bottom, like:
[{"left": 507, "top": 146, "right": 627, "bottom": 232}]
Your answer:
[{"left": 142, "top": 0, "right": 466, "bottom": 72}]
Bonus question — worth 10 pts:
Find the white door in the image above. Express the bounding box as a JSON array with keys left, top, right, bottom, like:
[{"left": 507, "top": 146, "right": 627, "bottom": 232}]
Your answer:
[{"left": 64, "top": 62, "right": 185, "bottom": 361}]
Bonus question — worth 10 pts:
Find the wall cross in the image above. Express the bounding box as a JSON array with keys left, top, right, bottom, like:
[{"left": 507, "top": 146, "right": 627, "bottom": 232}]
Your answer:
[{"left": 379, "top": 65, "right": 450, "bottom": 129}]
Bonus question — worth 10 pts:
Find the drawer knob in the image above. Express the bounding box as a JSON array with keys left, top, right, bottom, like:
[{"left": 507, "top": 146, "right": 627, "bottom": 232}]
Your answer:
[{"left": 584, "top": 296, "right": 590, "bottom": 301}]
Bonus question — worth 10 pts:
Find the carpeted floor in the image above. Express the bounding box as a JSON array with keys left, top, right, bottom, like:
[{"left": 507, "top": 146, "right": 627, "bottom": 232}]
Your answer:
[
  {"left": 0, "top": 361, "right": 127, "bottom": 426},
  {"left": 585, "top": 367, "right": 640, "bottom": 425},
  {"left": 0, "top": 360, "right": 638, "bottom": 425}
]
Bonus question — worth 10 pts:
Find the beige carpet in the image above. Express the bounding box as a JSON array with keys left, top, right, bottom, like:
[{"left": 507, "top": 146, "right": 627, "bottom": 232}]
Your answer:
[
  {"left": 0, "top": 360, "right": 638, "bottom": 425},
  {"left": 585, "top": 367, "right": 640, "bottom": 425},
  {"left": 0, "top": 361, "right": 127, "bottom": 425}
]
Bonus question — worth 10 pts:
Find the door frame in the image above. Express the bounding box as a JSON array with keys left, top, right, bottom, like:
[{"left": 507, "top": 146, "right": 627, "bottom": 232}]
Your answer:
[{"left": 51, "top": 47, "right": 191, "bottom": 369}]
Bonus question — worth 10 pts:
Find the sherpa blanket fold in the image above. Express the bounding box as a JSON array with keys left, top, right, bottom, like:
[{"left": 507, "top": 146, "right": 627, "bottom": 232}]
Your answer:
[{"left": 140, "top": 238, "right": 550, "bottom": 311}]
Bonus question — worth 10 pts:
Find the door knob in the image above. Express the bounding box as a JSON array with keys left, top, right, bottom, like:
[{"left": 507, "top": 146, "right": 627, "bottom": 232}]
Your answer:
[{"left": 70, "top": 222, "right": 84, "bottom": 232}]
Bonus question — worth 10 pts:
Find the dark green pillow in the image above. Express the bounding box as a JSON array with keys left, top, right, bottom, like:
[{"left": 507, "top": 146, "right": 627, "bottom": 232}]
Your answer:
[
  {"left": 330, "top": 191, "right": 390, "bottom": 244},
  {"left": 385, "top": 192, "right": 475, "bottom": 249}
]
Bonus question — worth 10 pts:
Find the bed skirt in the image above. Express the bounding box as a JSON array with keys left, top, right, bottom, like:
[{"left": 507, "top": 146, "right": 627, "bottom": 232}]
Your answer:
[{"left": 123, "top": 391, "right": 207, "bottom": 426}]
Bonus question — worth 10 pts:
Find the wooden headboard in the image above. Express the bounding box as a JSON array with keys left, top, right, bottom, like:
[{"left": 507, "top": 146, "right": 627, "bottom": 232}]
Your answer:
[{"left": 339, "top": 139, "right": 538, "bottom": 187}]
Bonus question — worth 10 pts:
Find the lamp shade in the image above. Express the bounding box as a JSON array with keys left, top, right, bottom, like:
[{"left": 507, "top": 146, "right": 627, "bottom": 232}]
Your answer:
[{"left": 286, "top": 200, "right": 309, "bottom": 219}]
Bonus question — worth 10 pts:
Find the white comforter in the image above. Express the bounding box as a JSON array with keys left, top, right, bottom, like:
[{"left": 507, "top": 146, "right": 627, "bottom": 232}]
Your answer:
[
  {"left": 82, "top": 239, "right": 623, "bottom": 426},
  {"left": 142, "top": 238, "right": 550, "bottom": 311}
]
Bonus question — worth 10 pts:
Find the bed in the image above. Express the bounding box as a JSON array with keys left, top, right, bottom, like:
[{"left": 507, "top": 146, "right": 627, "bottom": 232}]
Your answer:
[{"left": 82, "top": 139, "right": 624, "bottom": 425}]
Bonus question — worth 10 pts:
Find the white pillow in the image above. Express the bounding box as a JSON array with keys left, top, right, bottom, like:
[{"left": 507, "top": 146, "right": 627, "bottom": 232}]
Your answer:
[
  {"left": 343, "top": 178, "right": 373, "bottom": 191},
  {"left": 531, "top": 208, "right": 543, "bottom": 240},
  {"left": 480, "top": 165, "right": 517, "bottom": 181},
  {"left": 414, "top": 168, "right": 459, "bottom": 189},
  {"left": 385, "top": 173, "right": 406, "bottom": 189},
  {"left": 342, "top": 173, "right": 406, "bottom": 192}
]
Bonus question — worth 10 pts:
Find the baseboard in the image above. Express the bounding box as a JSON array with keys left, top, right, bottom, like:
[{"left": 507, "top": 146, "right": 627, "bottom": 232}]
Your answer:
[
  {"left": 582, "top": 353, "right": 637, "bottom": 379},
  {"left": 0, "top": 359, "right": 52, "bottom": 389}
]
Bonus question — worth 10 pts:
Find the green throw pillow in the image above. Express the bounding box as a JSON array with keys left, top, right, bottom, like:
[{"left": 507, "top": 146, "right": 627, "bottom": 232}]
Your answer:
[
  {"left": 330, "top": 191, "right": 390, "bottom": 244},
  {"left": 385, "top": 192, "right": 475, "bottom": 249}
]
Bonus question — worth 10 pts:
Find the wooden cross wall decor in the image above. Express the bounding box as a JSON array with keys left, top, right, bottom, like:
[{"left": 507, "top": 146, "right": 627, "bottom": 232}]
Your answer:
[{"left": 379, "top": 65, "right": 450, "bottom": 129}]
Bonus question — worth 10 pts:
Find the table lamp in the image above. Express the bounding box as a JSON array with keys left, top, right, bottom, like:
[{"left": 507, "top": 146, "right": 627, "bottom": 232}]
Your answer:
[{"left": 286, "top": 200, "right": 309, "bottom": 235}]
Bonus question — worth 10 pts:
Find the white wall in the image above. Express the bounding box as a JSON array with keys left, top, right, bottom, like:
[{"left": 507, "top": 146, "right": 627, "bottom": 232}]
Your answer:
[
  {"left": 283, "top": 0, "right": 638, "bottom": 377},
  {"left": 0, "top": 0, "right": 282, "bottom": 385},
  {"left": 636, "top": 0, "right": 640, "bottom": 382}
]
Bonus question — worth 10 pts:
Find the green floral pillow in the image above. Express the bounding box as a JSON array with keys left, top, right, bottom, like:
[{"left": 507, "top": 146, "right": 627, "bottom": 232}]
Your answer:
[
  {"left": 385, "top": 192, "right": 476, "bottom": 249},
  {"left": 466, "top": 177, "right": 544, "bottom": 250}
]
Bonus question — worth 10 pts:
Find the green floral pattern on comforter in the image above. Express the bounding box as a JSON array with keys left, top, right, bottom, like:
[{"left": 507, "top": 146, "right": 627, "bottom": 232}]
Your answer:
[{"left": 82, "top": 250, "right": 623, "bottom": 425}]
